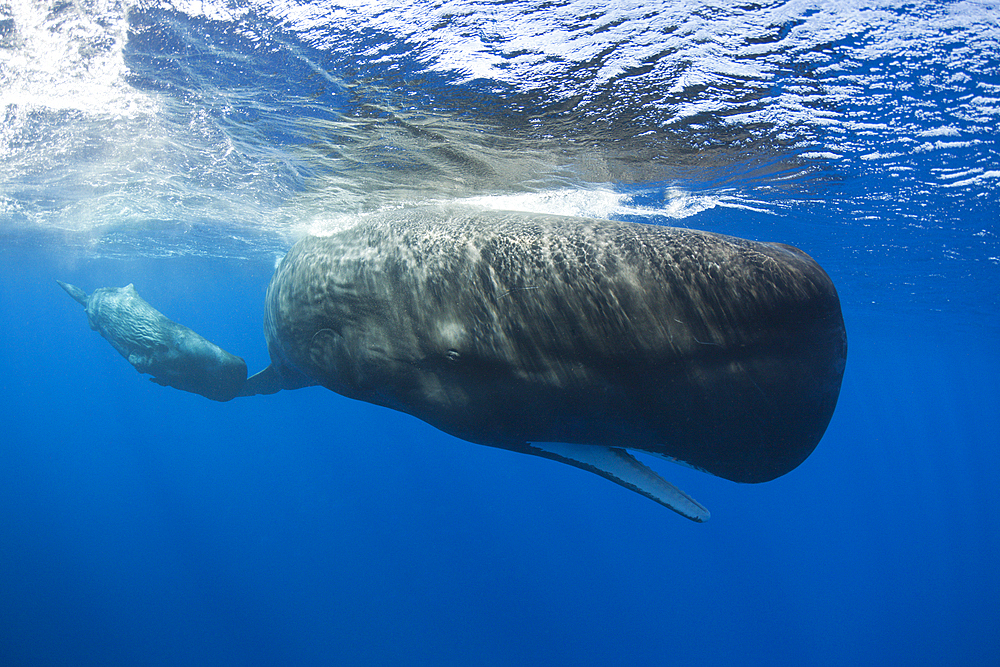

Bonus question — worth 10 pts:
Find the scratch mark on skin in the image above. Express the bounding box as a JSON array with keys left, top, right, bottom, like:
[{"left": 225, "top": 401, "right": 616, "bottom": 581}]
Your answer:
[{"left": 498, "top": 285, "right": 539, "bottom": 299}]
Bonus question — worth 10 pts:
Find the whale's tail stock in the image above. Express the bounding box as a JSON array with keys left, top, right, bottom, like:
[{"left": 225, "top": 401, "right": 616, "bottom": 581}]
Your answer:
[{"left": 56, "top": 280, "right": 89, "bottom": 306}]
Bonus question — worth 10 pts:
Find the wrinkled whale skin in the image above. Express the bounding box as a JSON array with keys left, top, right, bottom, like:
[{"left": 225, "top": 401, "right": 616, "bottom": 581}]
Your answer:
[{"left": 262, "top": 209, "right": 847, "bottom": 484}]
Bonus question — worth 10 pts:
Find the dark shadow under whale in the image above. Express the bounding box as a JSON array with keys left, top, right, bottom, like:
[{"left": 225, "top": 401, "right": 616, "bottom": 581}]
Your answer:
[{"left": 59, "top": 208, "right": 847, "bottom": 521}]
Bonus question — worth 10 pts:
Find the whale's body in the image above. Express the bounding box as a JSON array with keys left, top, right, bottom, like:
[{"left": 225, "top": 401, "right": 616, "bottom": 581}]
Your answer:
[{"left": 60, "top": 208, "right": 847, "bottom": 520}]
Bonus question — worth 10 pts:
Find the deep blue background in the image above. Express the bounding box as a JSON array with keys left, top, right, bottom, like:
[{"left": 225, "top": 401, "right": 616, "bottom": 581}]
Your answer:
[
  {"left": 2, "top": 210, "right": 997, "bottom": 666},
  {"left": 2, "top": 1, "right": 999, "bottom": 665}
]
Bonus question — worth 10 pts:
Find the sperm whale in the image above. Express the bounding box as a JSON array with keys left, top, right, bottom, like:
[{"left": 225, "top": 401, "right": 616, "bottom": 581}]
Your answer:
[{"left": 59, "top": 208, "right": 847, "bottom": 520}]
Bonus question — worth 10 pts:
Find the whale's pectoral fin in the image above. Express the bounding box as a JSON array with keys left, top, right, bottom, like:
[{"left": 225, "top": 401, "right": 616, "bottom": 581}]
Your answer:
[
  {"left": 522, "top": 442, "right": 710, "bottom": 522},
  {"left": 241, "top": 364, "right": 285, "bottom": 396}
]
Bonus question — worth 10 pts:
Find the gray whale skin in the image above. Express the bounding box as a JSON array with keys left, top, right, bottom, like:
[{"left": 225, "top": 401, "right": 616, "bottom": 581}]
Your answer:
[{"left": 59, "top": 208, "right": 847, "bottom": 521}]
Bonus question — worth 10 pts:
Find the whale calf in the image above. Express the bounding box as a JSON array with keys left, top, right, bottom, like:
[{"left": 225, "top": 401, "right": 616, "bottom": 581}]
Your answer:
[
  {"left": 59, "top": 208, "right": 847, "bottom": 520},
  {"left": 57, "top": 281, "right": 248, "bottom": 402}
]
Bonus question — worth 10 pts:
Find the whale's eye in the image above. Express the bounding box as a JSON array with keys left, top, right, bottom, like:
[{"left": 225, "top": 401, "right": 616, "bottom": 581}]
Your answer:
[{"left": 446, "top": 349, "right": 460, "bottom": 363}]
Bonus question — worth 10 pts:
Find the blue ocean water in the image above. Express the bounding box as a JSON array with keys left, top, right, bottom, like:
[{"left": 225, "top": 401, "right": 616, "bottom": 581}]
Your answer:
[{"left": 1, "top": 1, "right": 998, "bottom": 665}]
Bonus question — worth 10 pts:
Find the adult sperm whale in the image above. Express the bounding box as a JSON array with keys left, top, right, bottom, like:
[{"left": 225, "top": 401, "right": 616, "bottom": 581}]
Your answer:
[{"left": 59, "top": 207, "right": 847, "bottom": 521}]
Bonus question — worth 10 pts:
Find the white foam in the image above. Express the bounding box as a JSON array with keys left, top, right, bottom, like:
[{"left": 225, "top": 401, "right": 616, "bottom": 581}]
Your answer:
[
  {"left": 293, "top": 185, "right": 734, "bottom": 240},
  {"left": 0, "top": 0, "right": 155, "bottom": 117},
  {"left": 861, "top": 151, "right": 903, "bottom": 161},
  {"left": 918, "top": 127, "right": 962, "bottom": 138},
  {"left": 914, "top": 140, "right": 978, "bottom": 153},
  {"left": 439, "top": 186, "right": 732, "bottom": 221},
  {"left": 936, "top": 168, "right": 983, "bottom": 180},
  {"left": 799, "top": 152, "right": 842, "bottom": 160},
  {"left": 444, "top": 188, "right": 630, "bottom": 220},
  {"left": 940, "top": 170, "right": 1000, "bottom": 188}
]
